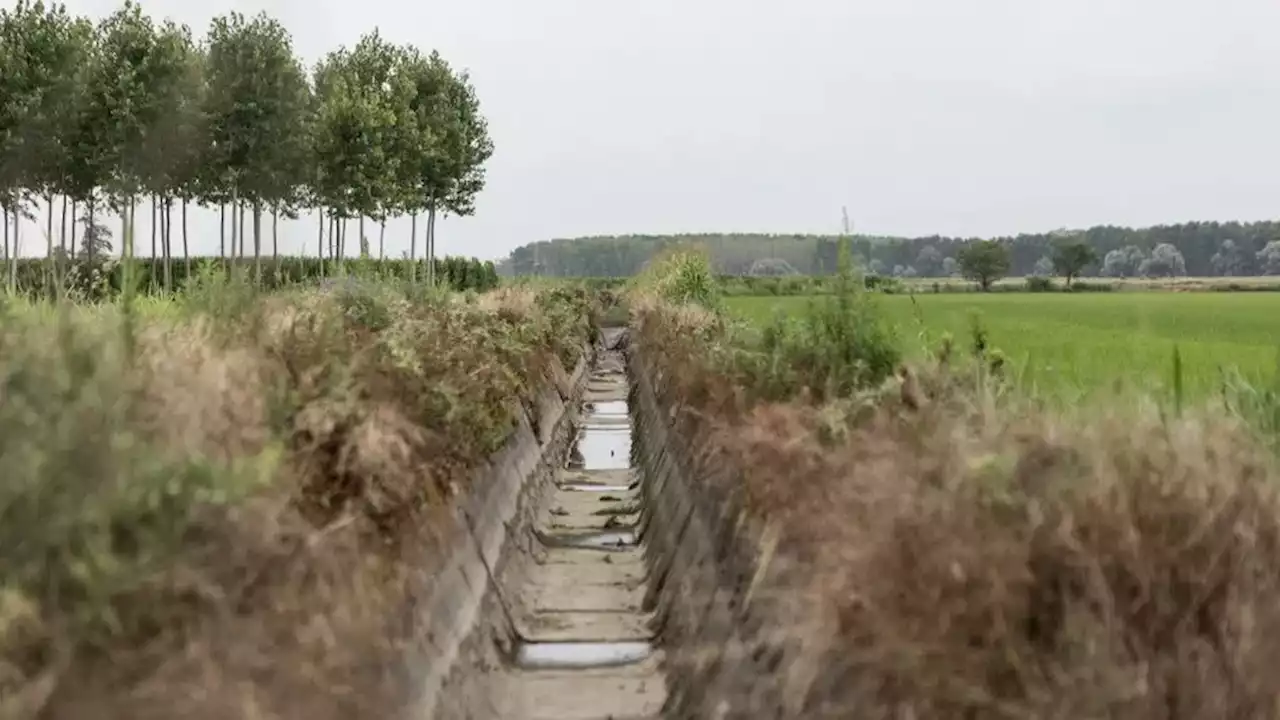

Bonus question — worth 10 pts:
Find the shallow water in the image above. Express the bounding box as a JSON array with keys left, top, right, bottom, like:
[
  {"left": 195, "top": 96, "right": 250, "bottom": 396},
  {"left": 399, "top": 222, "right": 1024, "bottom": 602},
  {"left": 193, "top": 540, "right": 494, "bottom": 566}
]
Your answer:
[
  {"left": 560, "top": 483, "right": 632, "bottom": 493},
  {"left": 514, "top": 640, "right": 653, "bottom": 670},
  {"left": 587, "top": 400, "right": 628, "bottom": 418},
  {"left": 572, "top": 399, "right": 632, "bottom": 470},
  {"left": 541, "top": 529, "right": 637, "bottom": 550}
]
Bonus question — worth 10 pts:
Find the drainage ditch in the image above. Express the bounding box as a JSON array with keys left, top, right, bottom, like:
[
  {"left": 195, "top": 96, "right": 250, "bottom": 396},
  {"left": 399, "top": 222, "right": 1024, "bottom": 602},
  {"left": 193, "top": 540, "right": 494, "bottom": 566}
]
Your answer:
[
  {"left": 425, "top": 328, "right": 785, "bottom": 719},
  {"left": 481, "top": 332, "right": 667, "bottom": 719}
]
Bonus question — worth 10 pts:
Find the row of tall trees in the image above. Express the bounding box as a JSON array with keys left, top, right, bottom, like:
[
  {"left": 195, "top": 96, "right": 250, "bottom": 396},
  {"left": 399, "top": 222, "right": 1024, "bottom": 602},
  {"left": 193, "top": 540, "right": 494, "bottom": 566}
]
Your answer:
[
  {"left": 0, "top": 0, "right": 492, "bottom": 292},
  {"left": 501, "top": 222, "right": 1280, "bottom": 278}
]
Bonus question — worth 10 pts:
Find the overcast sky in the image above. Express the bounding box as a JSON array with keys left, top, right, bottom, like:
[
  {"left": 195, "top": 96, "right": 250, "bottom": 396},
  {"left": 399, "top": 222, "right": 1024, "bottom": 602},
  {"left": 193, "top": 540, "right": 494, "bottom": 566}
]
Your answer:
[{"left": 13, "top": 0, "right": 1280, "bottom": 260}]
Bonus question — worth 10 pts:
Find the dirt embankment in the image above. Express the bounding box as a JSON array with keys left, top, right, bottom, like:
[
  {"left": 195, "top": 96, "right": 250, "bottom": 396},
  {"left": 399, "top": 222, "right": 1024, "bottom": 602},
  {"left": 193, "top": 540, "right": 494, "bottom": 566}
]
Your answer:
[
  {"left": 0, "top": 287, "right": 596, "bottom": 720},
  {"left": 630, "top": 300, "right": 1280, "bottom": 719}
]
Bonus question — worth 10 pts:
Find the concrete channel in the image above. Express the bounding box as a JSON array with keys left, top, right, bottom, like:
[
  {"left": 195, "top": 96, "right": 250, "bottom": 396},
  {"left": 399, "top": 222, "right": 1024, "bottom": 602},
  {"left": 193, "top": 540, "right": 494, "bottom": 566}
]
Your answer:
[
  {"left": 418, "top": 326, "right": 796, "bottom": 718},
  {"left": 415, "top": 328, "right": 669, "bottom": 720},
  {"left": 490, "top": 334, "right": 667, "bottom": 718}
]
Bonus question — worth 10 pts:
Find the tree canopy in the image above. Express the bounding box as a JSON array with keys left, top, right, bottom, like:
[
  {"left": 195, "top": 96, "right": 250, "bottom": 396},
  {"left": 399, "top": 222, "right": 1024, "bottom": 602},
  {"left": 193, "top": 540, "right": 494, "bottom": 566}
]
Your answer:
[
  {"left": 957, "top": 240, "right": 1011, "bottom": 292},
  {"left": 1051, "top": 240, "right": 1097, "bottom": 287},
  {"left": 0, "top": 0, "right": 492, "bottom": 292}
]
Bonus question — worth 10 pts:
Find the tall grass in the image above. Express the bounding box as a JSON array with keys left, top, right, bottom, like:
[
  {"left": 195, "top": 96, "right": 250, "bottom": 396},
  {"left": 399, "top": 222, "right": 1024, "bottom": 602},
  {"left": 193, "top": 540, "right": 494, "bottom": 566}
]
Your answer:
[
  {"left": 632, "top": 252, "right": 1280, "bottom": 717},
  {"left": 0, "top": 276, "right": 594, "bottom": 718}
]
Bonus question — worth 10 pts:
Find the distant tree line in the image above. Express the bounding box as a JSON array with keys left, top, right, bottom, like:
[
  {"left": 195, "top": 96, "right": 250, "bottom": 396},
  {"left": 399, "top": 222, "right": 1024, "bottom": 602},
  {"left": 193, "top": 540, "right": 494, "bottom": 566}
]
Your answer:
[
  {"left": 500, "top": 222, "right": 1280, "bottom": 279},
  {"left": 0, "top": 0, "right": 493, "bottom": 297}
]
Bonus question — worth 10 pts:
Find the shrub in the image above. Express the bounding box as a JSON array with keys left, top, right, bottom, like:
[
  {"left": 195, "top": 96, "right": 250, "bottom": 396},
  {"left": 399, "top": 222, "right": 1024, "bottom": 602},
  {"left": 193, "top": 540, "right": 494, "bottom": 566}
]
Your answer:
[
  {"left": 631, "top": 246, "right": 721, "bottom": 309},
  {"left": 0, "top": 280, "right": 593, "bottom": 717},
  {"left": 1025, "top": 275, "right": 1056, "bottom": 292},
  {"left": 703, "top": 391, "right": 1280, "bottom": 718},
  {"left": 1069, "top": 280, "right": 1114, "bottom": 292}
]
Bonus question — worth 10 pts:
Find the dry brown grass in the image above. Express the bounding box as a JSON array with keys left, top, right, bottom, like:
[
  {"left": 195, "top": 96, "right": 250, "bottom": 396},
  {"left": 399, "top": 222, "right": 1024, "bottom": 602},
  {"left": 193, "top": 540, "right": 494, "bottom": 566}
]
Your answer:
[
  {"left": 0, "top": 283, "right": 593, "bottom": 719},
  {"left": 635, "top": 297, "right": 1280, "bottom": 718}
]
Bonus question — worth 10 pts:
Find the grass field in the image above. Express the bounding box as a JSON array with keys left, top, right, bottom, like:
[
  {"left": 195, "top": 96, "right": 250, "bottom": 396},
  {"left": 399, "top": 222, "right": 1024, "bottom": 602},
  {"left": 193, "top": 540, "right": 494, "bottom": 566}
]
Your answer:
[{"left": 727, "top": 292, "right": 1280, "bottom": 400}]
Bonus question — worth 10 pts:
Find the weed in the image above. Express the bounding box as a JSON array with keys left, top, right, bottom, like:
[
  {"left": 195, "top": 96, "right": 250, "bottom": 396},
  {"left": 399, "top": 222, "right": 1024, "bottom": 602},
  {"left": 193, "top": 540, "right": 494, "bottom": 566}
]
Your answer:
[
  {"left": 635, "top": 270, "right": 1280, "bottom": 718},
  {"left": 0, "top": 278, "right": 593, "bottom": 717}
]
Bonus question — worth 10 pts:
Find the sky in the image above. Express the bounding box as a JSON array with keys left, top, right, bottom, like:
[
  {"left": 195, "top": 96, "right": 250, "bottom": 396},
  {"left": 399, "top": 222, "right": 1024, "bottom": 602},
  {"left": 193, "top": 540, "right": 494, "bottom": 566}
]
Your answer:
[{"left": 10, "top": 0, "right": 1280, "bottom": 260}]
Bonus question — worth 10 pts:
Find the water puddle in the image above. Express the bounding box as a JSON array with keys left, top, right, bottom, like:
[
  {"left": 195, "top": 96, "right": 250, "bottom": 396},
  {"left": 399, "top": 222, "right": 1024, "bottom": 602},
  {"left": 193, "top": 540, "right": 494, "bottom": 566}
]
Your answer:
[
  {"left": 514, "top": 640, "right": 653, "bottom": 670},
  {"left": 585, "top": 400, "right": 628, "bottom": 417},
  {"left": 539, "top": 529, "right": 636, "bottom": 550},
  {"left": 570, "top": 430, "right": 630, "bottom": 470},
  {"left": 567, "top": 397, "right": 632, "bottom": 470},
  {"left": 581, "top": 420, "right": 629, "bottom": 429},
  {"left": 560, "top": 483, "right": 632, "bottom": 493}
]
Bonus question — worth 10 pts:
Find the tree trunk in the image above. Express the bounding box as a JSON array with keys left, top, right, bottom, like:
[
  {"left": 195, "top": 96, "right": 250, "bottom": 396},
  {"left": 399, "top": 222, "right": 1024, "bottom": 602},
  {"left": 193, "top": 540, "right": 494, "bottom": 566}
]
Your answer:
[
  {"left": 2, "top": 204, "right": 10, "bottom": 292},
  {"left": 157, "top": 197, "right": 166, "bottom": 292},
  {"left": 45, "top": 193, "right": 54, "bottom": 293},
  {"left": 162, "top": 196, "right": 172, "bottom": 293},
  {"left": 379, "top": 217, "right": 385, "bottom": 260},
  {"left": 182, "top": 198, "right": 190, "bottom": 282},
  {"left": 317, "top": 209, "right": 325, "bottom": 279},
  {"left": 239, "top": 200, "right": 247, "bottom": 258},
  {"left": 340, "top": 217, "right": 347, "bottom": 261},
  {"left": 410, "top": 212, "right": 417, "bottom": 283},
  {"left": 121, "top": 196, "right": 135, "bottom": 297},
  {"left": 150, "top": 194, "right": 158, "bottom": 292},
  {"left": 69, "top": 200, "right": 77, "bottom": 259},
  {"left": 427, "top": 203, "right": 437, "bottom": 287},
  {"left": 219, "top": 202, "right": 226, "bottom": 260},
  {"left": 272, "top": 205, "right": 278, "bottom": 261},
  {"left": 12, "top": 204, "right": 21, "bottom": 290},
  {"left": 129, "top": 199, "right": 136, "bottom": 260},
  {"left": 359, "top": 215, "right": 366, "bottom": 259},
  {"left": 230, "top": 191, "right": 239, "bottom": 277},
  {"left": 87, "top": 202, "right": 95, "bottom": 266},
  {"left": 59, "top": 193, "right": 67, "bottom": 254},
  {"left": 252, "top": 200, "right": 262, "bottom": 286}
]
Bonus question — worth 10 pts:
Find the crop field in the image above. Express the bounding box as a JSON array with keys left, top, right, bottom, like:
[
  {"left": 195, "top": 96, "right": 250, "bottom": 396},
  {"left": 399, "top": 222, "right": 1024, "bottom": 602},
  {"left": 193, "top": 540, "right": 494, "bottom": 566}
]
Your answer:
[{"left": 727, "top": 292, "right": 1280, "bottom": 400}]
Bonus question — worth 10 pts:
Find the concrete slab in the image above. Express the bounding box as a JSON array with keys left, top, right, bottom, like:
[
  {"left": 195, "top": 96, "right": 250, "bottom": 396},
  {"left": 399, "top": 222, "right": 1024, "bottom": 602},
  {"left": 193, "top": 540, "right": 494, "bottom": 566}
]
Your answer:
[
  {"left": 498, "top": 658, "right": 667, "bottom": 720},
  {"left": 522, "top": 610, "right": 653, "bottom": 641},
  {"left": 526, "top": 577, "right": 645, "bottom": 613}
]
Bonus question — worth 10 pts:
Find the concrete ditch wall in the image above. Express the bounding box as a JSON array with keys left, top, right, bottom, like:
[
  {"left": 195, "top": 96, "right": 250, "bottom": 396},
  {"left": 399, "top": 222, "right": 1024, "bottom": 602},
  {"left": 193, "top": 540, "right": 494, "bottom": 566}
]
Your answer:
[
  {"left": 630, "top": 339, "right": 830, "bottom": 720},
  {"left": 396, "top": 344, "right": 591, "bottom": 720},
  {"left": 393, "top": 328, "right": 829, "bottom": 718}
]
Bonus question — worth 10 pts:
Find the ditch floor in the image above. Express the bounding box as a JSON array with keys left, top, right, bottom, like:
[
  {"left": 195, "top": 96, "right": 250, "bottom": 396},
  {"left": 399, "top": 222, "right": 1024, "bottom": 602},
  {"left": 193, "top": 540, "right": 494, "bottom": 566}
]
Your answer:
[{"left": 491, "top": 342, "right": 667, "bottom": 720}]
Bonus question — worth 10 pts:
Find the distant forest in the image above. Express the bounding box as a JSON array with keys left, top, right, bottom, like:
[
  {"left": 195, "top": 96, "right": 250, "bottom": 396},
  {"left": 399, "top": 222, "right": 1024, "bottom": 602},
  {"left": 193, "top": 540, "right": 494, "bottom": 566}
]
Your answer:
[{"left": 498, "top": 222, "right": 1280, "bottom": 278}]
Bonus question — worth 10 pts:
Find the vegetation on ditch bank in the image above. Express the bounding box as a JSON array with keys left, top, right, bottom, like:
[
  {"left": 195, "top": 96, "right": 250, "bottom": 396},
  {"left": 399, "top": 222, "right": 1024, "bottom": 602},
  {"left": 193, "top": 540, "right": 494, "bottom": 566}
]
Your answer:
[
  {"left": 0, "top": 279, "right": 593, "bottom": 719},
  {"left": 629, "top": 248, "right": 1280, "bottom": 718}
]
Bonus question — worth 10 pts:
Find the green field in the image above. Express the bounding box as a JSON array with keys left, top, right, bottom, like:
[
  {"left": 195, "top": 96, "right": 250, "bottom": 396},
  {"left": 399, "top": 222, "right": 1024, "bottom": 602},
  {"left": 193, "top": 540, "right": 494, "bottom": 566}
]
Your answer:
[{"left": 727, "top": 293, "right": 1280, "bottom": 400}]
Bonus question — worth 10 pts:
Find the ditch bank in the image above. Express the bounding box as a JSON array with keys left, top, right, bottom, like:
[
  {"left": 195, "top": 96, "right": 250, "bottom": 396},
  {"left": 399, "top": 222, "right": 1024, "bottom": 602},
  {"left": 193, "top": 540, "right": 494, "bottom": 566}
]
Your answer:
[
  {"left": 629, "top": 334, "right": 835, "bottom": 719},
  {"left": 408, "top": 326, "right": 820, "bottom": 718},
  {"left": 404, "top": 328, "right": 666, "bottom": 719},
  {"left": 395, "top": 341, "right": 591, "bottom": 719}
]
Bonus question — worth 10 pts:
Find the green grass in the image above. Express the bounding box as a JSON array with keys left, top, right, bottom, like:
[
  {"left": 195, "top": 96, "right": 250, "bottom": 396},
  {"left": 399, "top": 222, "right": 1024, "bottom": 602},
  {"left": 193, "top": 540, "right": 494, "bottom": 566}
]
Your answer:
[{"left": 727, "top": 293, "right": 1280, "bottom": 401}]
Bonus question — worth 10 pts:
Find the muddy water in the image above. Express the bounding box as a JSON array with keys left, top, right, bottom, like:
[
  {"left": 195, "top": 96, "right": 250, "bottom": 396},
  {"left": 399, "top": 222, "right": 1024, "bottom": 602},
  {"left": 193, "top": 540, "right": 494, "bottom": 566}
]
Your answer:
[{"left": 493, "top": 352, "right": 666, "bottom": 719}]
